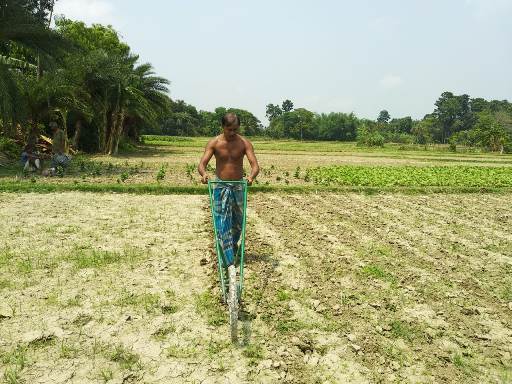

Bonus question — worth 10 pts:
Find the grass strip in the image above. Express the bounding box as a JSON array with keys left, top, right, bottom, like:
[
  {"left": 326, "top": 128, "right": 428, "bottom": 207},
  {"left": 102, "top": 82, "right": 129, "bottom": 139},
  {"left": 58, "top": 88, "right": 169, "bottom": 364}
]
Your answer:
[{"left": 1, "top": 180, "right": 512, "bottom": 195}]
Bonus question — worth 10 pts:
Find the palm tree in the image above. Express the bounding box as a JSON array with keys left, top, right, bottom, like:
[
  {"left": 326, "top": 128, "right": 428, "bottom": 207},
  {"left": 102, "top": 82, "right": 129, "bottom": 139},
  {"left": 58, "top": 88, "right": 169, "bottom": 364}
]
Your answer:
[
  {"left": 105, "top": 59, "right": 169, "bottom": 155},
  {"left": 0, "top": 0, "right": 68, "bottom": 131}
]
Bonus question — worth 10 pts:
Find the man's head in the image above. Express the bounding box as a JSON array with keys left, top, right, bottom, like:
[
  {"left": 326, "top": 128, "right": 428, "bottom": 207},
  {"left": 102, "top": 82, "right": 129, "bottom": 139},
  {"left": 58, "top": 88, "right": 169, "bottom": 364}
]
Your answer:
[{"left": 221, "top": 113, "right": 240, "bottom": 139}]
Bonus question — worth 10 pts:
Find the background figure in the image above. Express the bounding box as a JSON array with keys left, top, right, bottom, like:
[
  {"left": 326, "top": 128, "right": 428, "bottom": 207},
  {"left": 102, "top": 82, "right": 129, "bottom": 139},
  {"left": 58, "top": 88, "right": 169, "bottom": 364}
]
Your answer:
[
  {"left": 50, "top": 121, "right": 71, "bottom": 169},
  {"left": 20, "top": 142, "right": 41, "bottom": 172},
  {"left": 20, "top": 131, "right": 40, "bottom": 171}
]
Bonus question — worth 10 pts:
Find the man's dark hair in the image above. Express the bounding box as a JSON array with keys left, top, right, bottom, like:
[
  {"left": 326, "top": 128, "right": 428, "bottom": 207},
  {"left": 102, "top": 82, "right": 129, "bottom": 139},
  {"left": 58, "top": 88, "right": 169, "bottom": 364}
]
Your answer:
[{"left": 221, "top": 112, "right": 240, "bottom": 127}]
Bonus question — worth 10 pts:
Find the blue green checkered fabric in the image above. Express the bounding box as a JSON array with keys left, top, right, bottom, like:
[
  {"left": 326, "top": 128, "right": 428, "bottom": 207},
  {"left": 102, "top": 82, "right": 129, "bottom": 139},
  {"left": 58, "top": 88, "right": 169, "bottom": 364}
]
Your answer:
[{"left": 212, "top": 180, "right": 243, "bottom": 266}]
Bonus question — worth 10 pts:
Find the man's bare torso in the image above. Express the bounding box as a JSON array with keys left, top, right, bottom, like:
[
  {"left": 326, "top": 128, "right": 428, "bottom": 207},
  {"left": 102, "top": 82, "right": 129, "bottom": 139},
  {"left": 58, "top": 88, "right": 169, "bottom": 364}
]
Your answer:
[
  {"left": 198, "top": 118, "right": 259, "bottom": 184},
  {"left": 212, "top": 134, "right": 247, "bottom": 180}
]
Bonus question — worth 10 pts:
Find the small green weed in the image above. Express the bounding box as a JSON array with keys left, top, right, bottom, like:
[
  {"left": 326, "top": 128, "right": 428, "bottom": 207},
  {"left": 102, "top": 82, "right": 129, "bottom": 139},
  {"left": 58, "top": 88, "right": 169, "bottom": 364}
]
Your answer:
[
  {"left": 119, "top": 171, "right": 129, "bottom": 182},
  {"left": 59, "top": 340, "right": 79, "bottom": 359},
  {"left": 152, "top": 324, "right": 176, "bottom": 341},
  {"left": 242, "top": 343, "right": 264, "bottom": 366},
  {"left": 195, "top": 291, "right": 226, "bottom": 326},
  {"left": 276, "top": 289, "right": 291, "bottom": 301},
  {"left": 361, "top": 265, "right": 396, "bottom": 284},
  {"left": 156, "top": 165, "right": 166, "bottom": 182},
  {"left": 116, "top": 291, "right": 161, "bottom": 313},
  {"left": 207, "top": 339, "right": 230, "bottom": 356},
  {"left": 109, "top": 344, "right": 141, "bottom": 370},
  {"left": 166, "top": 343, "right": 197, "bottom": 358},
  {"left": 99, "top": 368, "right": 114, "bottom": 382},
  {"left": 389, "top": 320, "right": 422, "bottom": 342}
]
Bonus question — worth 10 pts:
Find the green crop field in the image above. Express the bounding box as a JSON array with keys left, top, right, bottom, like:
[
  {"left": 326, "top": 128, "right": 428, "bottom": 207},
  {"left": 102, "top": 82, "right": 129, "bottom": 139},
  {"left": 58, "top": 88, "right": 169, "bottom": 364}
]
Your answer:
[
  {"left": 3, "top": 137, "right": 512, "bottom": 194},
  {"left": 1, "top": 138, "right": 511, "bottom": 383},
  {"left": 308, "top": 165, "right": 512, "bottom": 188}
]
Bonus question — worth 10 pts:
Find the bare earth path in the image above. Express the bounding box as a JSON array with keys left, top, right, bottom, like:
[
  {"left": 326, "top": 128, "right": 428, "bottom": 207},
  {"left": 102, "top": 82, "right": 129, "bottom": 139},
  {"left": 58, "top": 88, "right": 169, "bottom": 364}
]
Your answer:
[{"left": 0, "top": 193, "right": 252, "bottom": 383}]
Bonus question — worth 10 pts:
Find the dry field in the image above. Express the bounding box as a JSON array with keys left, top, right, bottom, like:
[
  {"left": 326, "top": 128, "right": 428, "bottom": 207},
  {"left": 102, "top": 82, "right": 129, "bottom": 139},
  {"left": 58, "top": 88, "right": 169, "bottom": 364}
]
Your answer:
[{"left": 1, "top": 191, "right": 511, "bottom": 383}]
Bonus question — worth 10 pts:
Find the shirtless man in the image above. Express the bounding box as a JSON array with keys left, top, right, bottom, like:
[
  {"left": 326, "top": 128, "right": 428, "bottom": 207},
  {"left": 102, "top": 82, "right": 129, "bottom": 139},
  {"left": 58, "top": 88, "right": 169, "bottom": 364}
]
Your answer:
[
  {"left": 198, "top": 112, "right": 260, "bottom": 270},
  {"left": 198, "top": 112, "right": 260, "bottom": 184}
]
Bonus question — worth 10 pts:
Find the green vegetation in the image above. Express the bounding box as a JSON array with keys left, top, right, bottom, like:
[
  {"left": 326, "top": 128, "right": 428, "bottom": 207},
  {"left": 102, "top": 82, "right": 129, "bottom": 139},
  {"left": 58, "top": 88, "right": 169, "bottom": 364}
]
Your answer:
[
  {"left": 152, "top": 324, "right": 176, "bottom": 341},
  {"left": 309, "top": 165, "right": 512, "bottom": 188},
  {"left": 207, "top": 339, "right": 230, "bottom": 357},
  {"left": 262, "top": 95, "right": 512, "bottom": 153},
  {"left": 1, "top": 1, "right": 170, "bottom": 155},
  {"left": 108, "top": 344, "right": 141, "bottom": 371},
  {"left": 66, "top": 247, "right": 144, "bottom": 269},
  {"left": 142, "top": 135, "right": 512, "bottom": 157},
  {"left": 242, "top": 343, "right": 264, "bottom": 366},
  {"left": 2, "top": 179, "right": 512, "bottom": 195},
  {"left": 389, "top": 320, "right": 422, "bottom": 342},
  {"left": 276, "top": 289, "right": 292, "bottom": 301},
  {"left": 59, "top": 340, "right": 79, "bottom": 359},
  {"left": 116, "top": 290, "right": 161, "bottom": 313},
  {"left": 156, "top": 164, "right": 166, "bottom": 182},
  {"left": 194, "top": 291, "right": 227, "bottom": 326},
  {"left": 166, "top": 343, "right": 198, "bottom": 359},
  {"left": 1, "top": 345, "right": 28, "bottom": 382},
  {"left": 361, "top": 265, "right": 397, "bottom": 284}
]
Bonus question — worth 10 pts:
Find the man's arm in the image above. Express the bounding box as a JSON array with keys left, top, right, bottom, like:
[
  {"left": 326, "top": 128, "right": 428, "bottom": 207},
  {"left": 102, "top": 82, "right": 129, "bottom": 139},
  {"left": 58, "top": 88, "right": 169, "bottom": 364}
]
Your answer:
[
  {"left": 198, "top": 139, "right": 215, "bottom": 184},
  {"left": 245, "top": 140, "right": 260, "bottom": 185}
]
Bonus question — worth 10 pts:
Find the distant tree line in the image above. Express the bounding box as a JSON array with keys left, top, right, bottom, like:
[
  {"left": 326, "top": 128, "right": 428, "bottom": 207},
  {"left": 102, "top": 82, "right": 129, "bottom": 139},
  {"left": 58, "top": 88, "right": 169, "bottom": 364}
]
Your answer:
[
  {"left": 147, "top": 101, "right": 264, "bottom": 137},
  {"left": 262, "top": 94, "right": 512, "bottom": 152},
  {"left": 149, "top": 93, "right": 512, "bottom": 152}
]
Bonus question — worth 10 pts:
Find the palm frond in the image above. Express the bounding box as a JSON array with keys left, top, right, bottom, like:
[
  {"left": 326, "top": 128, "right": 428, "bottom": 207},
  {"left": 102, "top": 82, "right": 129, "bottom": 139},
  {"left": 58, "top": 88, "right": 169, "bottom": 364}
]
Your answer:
[
  {"left": 0, "top": 54, "right": 37, "bottom": 72},
  {"left": 0, "top": 62, "right": 26, "bottom": 124}
]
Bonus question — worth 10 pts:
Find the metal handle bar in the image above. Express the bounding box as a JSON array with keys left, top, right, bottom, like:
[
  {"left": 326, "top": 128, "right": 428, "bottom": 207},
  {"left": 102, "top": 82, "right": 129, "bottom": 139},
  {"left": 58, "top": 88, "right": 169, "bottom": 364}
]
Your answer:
[{"left": 208, "top": 180, "right": 248, "bottom": 184}]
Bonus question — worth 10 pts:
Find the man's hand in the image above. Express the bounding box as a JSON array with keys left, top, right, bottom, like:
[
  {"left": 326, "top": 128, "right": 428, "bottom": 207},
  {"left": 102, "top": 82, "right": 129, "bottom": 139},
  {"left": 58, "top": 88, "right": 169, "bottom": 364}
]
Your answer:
[
  {"left": 245, "top": 140, "right": 259, "bottom": 187},
  {"left": 198, "top": 139, "right": 215, "bottom": 184}
]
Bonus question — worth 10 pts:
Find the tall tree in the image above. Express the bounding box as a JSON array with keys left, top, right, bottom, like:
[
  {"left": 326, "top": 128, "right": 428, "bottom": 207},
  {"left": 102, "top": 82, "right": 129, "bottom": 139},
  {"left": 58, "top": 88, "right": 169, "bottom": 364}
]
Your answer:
[
  {"left": 282, "top": 99, "right": 294, "bottom": 113},
  {"left": 55, "top": 18, "right": 169, "bottom": 154},
  {"left": 159, "top": 100, "right": 200, "bottom": 136},
  {"left": 316, "top": 112, "right": 359, "bottom": 140},
  {"left": 265, "top": 103, "right": 282, "bottom": 122},
  {"left": 472, "top": 112, "right": 510, "bottom": 153},
  {"left": 388, "top": 116, "right": 413, "bottom": 134},
  {"left": 0, "top": 0, "right": 68, "bottom": 130},
  {"left": 434, "top": 92, "right": 475, "bottom": 142},
  {"left": 413, "top": 116, "right": 439, "bottom": 145},
  {"left": 377, "top": 110, "right": 391, "bottom": 124}
]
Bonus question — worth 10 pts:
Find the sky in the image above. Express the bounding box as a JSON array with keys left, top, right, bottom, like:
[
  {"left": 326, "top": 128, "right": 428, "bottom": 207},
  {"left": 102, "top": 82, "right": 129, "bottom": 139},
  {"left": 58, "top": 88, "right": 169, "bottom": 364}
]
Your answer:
[{"left": 53, "top": 0, "right": 512, "bottom": 124}]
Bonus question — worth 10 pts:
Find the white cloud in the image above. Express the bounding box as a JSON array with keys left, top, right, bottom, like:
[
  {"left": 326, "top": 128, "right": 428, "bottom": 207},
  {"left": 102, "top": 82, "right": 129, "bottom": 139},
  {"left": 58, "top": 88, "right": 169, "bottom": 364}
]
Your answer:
[
  {"left": 379, "top": 74, "right": 403, "bottom": 89},
  {"left": 53, "top": 0, "right": 115, "bottom": 26}
]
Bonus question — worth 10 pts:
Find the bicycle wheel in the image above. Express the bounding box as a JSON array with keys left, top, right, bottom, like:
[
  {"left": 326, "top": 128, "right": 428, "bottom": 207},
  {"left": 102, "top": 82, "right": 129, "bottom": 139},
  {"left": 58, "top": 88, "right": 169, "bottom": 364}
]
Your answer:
[{"left": 227, "top": 265, "right": 238, "bottom": 342}]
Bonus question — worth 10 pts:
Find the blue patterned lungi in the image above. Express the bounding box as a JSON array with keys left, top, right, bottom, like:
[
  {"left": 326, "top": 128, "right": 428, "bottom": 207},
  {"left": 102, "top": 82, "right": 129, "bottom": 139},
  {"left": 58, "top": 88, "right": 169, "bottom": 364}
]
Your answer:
[{"left": 212, "top": 179, "right": 244, "bottom": 267}]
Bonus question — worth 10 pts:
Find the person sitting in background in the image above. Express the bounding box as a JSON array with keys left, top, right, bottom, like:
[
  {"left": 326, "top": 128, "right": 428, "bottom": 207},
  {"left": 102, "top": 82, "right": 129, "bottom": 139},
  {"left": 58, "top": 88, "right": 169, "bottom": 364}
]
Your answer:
[
  {"left": 20, "top": 142, "right": 41, "bottom": 172},
  {"left": 50, "top": 121, "right": 71, "bottom": 170}
]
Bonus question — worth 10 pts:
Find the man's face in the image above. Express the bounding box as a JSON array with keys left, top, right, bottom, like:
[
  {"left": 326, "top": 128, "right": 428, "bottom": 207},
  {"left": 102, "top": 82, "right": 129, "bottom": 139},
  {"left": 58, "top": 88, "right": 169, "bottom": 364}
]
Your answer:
[{"left": 223, "top": 124, "right": 239, "bottom": 139}]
